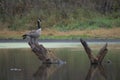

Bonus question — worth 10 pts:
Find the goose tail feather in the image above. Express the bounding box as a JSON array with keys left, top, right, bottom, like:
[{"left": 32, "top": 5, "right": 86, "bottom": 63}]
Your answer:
[{"left": 22, "top": 34, "right": 27, "bottom": 39}]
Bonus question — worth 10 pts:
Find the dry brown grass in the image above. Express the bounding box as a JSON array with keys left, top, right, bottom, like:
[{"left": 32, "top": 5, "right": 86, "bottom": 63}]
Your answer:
[
  {"left": 42, "top": 28, "right": 120, "bottom": 38},
  {"left": 0, "top": 28, "right": 120, "bottom": 39}
]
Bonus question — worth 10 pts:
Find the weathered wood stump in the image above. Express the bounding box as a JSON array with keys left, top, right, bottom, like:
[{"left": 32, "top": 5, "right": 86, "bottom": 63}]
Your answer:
[
  {"left": 80, "top": 39, "right": 108, "bottom": 64},
  {"left": 28, "top": 40, "right": 61, "bottom": 64}
]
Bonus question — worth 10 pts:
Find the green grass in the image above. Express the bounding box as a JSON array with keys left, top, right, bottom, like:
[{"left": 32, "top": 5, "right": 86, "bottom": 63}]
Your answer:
[{"left": 54, "top": 16, "right": 120, "bottom": 31}]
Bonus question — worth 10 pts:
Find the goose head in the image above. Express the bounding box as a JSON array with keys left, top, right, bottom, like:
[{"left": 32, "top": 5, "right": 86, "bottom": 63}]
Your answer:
[{"left": 37, "top": 18, "right": 41, "bottom": 23}]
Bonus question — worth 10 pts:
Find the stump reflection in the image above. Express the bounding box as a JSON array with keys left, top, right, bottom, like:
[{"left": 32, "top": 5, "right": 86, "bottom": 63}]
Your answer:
[
  {"left": 86, "top": 64, "right": 107, "bottom": 80},
  {"left": 33, "top": 64, "right": 62, "bottom": 80},
  {"left": 33, "top": 64, "right": 50, "bottom": 80}
]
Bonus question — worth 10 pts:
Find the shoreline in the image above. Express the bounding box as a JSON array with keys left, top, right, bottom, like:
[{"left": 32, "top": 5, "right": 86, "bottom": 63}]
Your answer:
[{"left": 0, "top": 39, "right": 120, "bottom": 43}]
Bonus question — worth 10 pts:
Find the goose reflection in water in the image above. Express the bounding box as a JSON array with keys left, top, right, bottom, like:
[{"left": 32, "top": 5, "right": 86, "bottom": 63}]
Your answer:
[{"left": 85, "top": 64, "right": 107, "bottom": 80}]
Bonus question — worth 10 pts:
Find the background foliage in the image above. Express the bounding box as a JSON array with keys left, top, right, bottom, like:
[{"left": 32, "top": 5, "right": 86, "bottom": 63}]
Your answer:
[{"left": 0, "top": 0, "right": 120, "bottom": 30}]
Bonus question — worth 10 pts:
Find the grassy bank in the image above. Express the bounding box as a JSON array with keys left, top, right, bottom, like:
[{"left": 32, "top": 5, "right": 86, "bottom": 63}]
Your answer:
[
  {"left": 0, "top": 10, "right": 120, "bottom": 39},
  {"left": 0, "top": 0, "right": 119, "bottom": 39}
]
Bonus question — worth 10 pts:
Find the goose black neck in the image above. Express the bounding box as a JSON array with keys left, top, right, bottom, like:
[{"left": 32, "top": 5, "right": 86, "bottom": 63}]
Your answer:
[{"left": 37, "top": 21, "right": 41, "bottom": 29}]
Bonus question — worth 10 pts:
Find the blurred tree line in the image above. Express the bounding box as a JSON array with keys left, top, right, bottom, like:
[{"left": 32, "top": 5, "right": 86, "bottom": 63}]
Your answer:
[{"left": 0, "top": 0, "right": 120, "bottom": 30}]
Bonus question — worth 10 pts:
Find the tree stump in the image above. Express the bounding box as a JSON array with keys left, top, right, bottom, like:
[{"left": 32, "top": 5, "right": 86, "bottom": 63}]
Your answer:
[
  {"left": 28, "top": 39, "right": 62, "bottom": 64},
  {"left": 80, "top": 39, "right": 108, "bottom": 64}
]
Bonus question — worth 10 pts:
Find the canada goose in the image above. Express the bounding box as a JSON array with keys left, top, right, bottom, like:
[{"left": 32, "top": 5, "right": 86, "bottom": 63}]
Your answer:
[{"left": 22, "top": 18, "right": 41, "bottom": 43}]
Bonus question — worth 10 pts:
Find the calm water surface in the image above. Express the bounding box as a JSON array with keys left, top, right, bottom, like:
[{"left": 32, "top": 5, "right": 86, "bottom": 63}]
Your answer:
[{"left": 0, "top": 42, "right": 120, "bottom": 80}]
